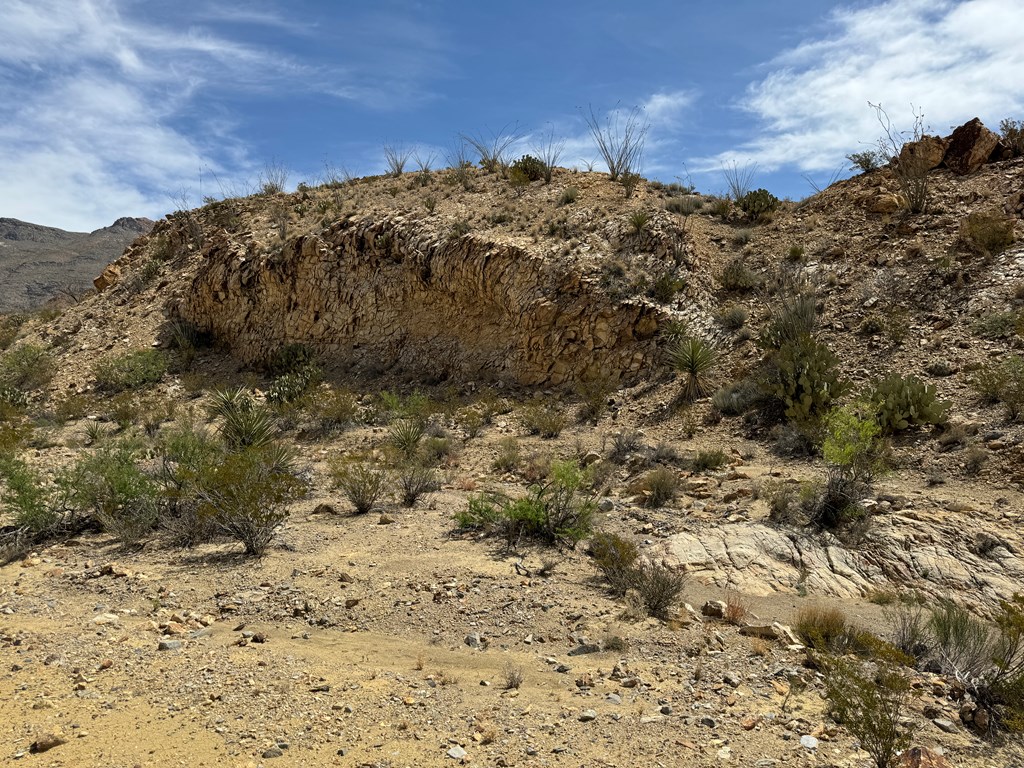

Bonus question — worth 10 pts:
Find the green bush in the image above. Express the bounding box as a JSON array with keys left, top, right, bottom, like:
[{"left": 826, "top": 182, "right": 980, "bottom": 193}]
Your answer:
[
  {"left": 589, "top": 532, "right": 640, "bottom": 596},
  {"left": 510, "top": 154, "right": 547, "bottom": 182},
  {"left": 93, "top": 349, "right": 167, "bottom": 392},
  {"left": 737, "top": 188, "right": 780, "bottom": 221},
  {"left": 690, "top": 448, "right": 727, "bottom": 472},
  {"left": 639, "top": 467, "right": 678, "bottom": 507},
  {"left": 558, "top": 186, "right": 579, "bottom": 206},
  {"left": 0, "top": 343, "right": 54, "bottom": 390},
  {"left": 459, "top": 460, "right": 595, "bottom": 547},
  {"left": 65, "top": 442, "right": 159, "bottom": 544},
  {"left": 871, "top": 374, "right": 949, "bottom": 434},
  {"left": 822, "top": 405, "right": 886, "bottom": 482},
  {"left": 719, "top": 258, "right": 760, "bottom": 292},
  {"left": 196, "top": 447, "right": 305, "bottom": 557},
  {"left": 332, "top": 463, "right": 389, "bottom": 514},
  {"left": 794, "top": 604, "right": 849, "bottom": 650},
  {"left": 454, "top": 493, "right": 503, "bottom": 530},
  {"left": 492, "top": 436, "right": 521, "bottom": 472},
  {"left": 264, "top": 343, "right": 316, "bottom": 376},
  {"left": 667, "top": 337, "right": 717, "bottom": 401},
  {"left": 1001, "top": 118, "right": 1024, "bottom": 156},
  {"left": 847, "top": 149, "right": 885, "bottom": 173},
  {"left": 959, "top": 210, "right": 1016, "bottom": 258},
  {"left": 822, "top": 658, "right": 915, "bottom": 768},
  {"left": 970, "top": 310, "right": 1022, "bottom": 340},
  {"left": 716, "top": 304, "right": 749, "bottom": 330},
  {"left": 221, "top": 403, "right": 276, "bottom": 450},
  {"left": 522, "top": 403, "right": 566, "bottom": 438},
  {"left": 397, "top": 463, "right": 440, "bottom": 507},
  {"left": 0, "top": 455, "right": 59, "bottom": 533}
]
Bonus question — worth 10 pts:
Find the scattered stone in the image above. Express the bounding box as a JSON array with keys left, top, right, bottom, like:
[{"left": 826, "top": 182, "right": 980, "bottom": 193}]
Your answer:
[
  {"left": 700, "top": 716, "right": 717, "bottom": 728},
  {"left": 723, "top": 672, "right": 742, "bottom": 688},
  {"left": 932, "top": 718, "right": 957, "bottom": 734},
  {"left": 262, "top": 747, "right": 283, "bottom": 758},
  {"left": 157, "top": 640, "right": 182, "bottom": 652},
  {"left": 659, "top": 704, "right": 673, "bottom": 715},
  {"left": 702, "top": 600, "right": 727, "bottom": 619},
  {"left": 606, "top": 693, "right": 622, "bottom": 705},
  {"left": 30, "top": 734, "right": 65, "bottom": 753},
  {"left": 464, "top": 633, "right": 485, "bottom": 649},
  {"left": 799, "top": 735, "right": 818, "bottom": 750},
  {"left": 447, "top": 746, "right": 468, "bottom": 760},
  {"left": 578, "top": 709, "right": 598, "bottom": 722}
]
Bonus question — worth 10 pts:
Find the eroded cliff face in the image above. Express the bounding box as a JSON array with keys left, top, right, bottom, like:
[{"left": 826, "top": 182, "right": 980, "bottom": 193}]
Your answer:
[{"left": 169, "top": 216, "right": 664, "bottom": 386}]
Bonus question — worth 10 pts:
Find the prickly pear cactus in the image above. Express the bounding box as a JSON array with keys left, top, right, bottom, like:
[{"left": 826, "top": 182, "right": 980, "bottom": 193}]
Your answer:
[{"left": 872, "top": 374, "right": 949, "bottom": 433}]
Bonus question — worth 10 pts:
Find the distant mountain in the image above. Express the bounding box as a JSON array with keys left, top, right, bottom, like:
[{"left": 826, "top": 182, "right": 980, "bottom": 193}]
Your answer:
[{"left": 0, "top": 216, "right": 153, "bottom": 312}]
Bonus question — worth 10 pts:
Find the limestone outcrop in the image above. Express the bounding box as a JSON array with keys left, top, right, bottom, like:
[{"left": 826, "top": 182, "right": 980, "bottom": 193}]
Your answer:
[{"left": 168, "top": 216, "right": 665, "bottom": 386}]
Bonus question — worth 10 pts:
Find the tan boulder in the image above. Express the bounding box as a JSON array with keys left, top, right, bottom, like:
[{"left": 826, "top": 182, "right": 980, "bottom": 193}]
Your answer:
[
  {"left": 93, "top": 263, "right": 121, "bottom": 291},
  {"left": 898, "top": 135, "right": 948, "bottom": 173},
  {"left": 943, "top": 118, "right": 1000, "bottom": 175}
]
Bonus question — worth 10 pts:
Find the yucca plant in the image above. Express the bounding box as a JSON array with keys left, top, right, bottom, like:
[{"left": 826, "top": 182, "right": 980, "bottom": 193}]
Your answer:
[
  {"left": 220, "top": 406, "right": 277, "bottom": 450},
  {"left": 627, "top": 209, "right": 651, "bottom": 236},
  {"left": 668, "top": 337, "right": 718, "bottom": 401},
  {"left": 388, "top": 419, "right": 425, "bottom": 459}
]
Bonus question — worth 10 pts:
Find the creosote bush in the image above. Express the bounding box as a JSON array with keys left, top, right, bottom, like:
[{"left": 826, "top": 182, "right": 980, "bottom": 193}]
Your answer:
[
  {"left": 589, "top": 532, "right": 640, "bottom": 596},
  {"left": 332, "top": 462, "right": 390, "bottom": 514},
  {"left": 639, "top": 467, "right": 678, "bottom": 508},
  {"left": 959, "top": 210, "right": 1016, "bottom": 259},
  {"left": 522, "top": 402, "right": 567, "bottom": 438},
  {"left": 1, "top": 343, "right": 55, "bottom": 390},
  {"left": 822, "top": 658, "right": 915, "bottom": 768}
]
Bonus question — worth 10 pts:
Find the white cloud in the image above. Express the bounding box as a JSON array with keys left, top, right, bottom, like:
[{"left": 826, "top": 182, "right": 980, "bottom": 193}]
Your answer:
[
  {"left": 696, "top": 0, "right": 1024, "bottom": 174},
  {"left": 0, "top": 0, "right": 447, "bottom": 230}
]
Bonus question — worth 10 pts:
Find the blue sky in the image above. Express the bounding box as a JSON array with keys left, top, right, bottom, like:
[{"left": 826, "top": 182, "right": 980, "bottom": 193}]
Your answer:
[{"left": 1, "top": 0, "right": 1021, "bottom": 231}]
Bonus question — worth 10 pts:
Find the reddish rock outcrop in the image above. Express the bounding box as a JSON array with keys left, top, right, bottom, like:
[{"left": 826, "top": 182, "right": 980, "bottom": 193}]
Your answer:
[{"left": 943, "top": 118, "right": 1000, "bottom": 175}]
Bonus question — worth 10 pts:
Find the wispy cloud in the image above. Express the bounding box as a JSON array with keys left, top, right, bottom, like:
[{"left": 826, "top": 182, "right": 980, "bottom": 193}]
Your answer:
[
  {"left": 695, "top": 0, "right": 1024, "bottom": 174},
  {"left": 0, "top": 0, "right": 451, "bottom": 230}
]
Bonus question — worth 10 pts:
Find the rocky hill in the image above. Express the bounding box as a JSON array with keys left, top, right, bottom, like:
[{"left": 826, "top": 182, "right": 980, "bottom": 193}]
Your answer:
[
  {"left": 0, "top": 216, "right": 153, "bottom": 311},
  {"left": 1, "top": 121, "right": 1023, "bottom": 766}
]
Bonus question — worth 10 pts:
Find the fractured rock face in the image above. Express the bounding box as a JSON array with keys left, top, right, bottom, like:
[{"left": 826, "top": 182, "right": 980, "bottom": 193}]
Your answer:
[
  {"left": 943, "top": 118, "right": 1001, "bottom": 175},
  {"left": 169, "top": 217, "right": 665, "bottom": 387},
  {"left": 899, "top": 135, "right": 949, "bottom": 173}
]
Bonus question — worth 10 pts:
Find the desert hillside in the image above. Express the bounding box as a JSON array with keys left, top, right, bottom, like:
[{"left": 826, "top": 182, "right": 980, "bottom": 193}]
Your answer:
[
  {"left": 1, "top": 125, "right": 1023, "bottom": 767},
  {"left": 0, "top": 217, "right": 153, "bottom": 312}
]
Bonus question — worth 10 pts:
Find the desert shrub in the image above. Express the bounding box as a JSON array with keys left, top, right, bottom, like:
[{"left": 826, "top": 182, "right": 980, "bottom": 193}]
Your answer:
[
  {"left": 665, "top": 197, "right": 701, "bottom": 215},
  {"left": 65, "top": 442, "right": 159, "bottom": 543},
  {"left": 847, "top": 149, "right": 885, "bottom": 173},
  {"left": 0, "top": 344, "right": 54, "bottom": 390},
  {"left": 959, "top": 210, "right": 1016, "bottom": 258},
  {"left": 633, "top": 562, "right": 687, "bottom": 620},
  {"left": 859, "top": 314, "right": 885, "bottom": 335},
  {"left": 383, "top": 143, "right": 411, "bottom": 177},
  {"left": 804, "top": 467, "right": 868, "bottom": 530},
  {"left": 690, "top": 448, "right": 727, "bottom": 472},
  {"left": 492, "top": 436, "right": 521, "bottom": 473},
  {"left": 710, "top": 197, "right": 732, "bottom": 219},
  {"left": 759, "top": 290, "right": 818, "bottom": 350},
  {"left": 264, "top": 343, "right": 316, "bottom": 376},
  {"left": 589, "top": 531, "right": 640, "bottom": 596},
  {"left": 787, "top": 244, "right": 807, "bottom": 262},
  {"left": 627, "top": 209, "right": 651, "bottom": 236},
  {"left": 822, "top": 657, "right": 915, "bottom": 768},
  {"left": 667, "top": 337, "right": 717, "bottom": 401},
  {"left": 640, "top": 467, "right": 678, "bottom": 507},
  {"left": 0, "top": 384, "right": 28, "bottom": 416},
  {"left": 794, "top": 604, "right": 849, "bottom": 651},
  {"left": 732, "top": 228, "right": 753, "bottom": 246},
  {"left": 759, "top": 479, "right": 800, "bottom": 524},
  {"left": 420, "top": 434, "right": 455, "bottom": 466},
  {"left": 397, "top": 463, "right": 440, "bottom": 507},
  {"left": 558, "top": 186, "right": 579, "bottom": 206},
  {"left": 510, "top": 154, "right": 546, "bottom": 182},
  {"left": 522, "top": 402, "right": 566, "bottom": 438},
  {"left": 766, "top": 335, "right": 848, "bottom": 426},
  {"left": 971, "top": 357, "right": 1024, "bottom": 416},
  {"left": 156, "top": 422, "right": 223, "bottom": 546},
  {"left": 196, "top": 447, "right": 304, "bottom": 557},
  {"left": 463, "top": 461, "right": 595, "bottom": 547},
  {"left": 93, "top": 349, "right": 167, "bottom": 392},
  {"left": 306, "top": 387, "right": 359, "bottom": 436},
  {"left": 929, "top": 599, "right": 993, "bottom": 678},
  {"left": 1001, "top": 118, "right": 1024, "bottom": 156},
  {"left": 576, "top": 376, "right": 614, "bottom": 424},
  {"left": 970, "top": 310, "right": 1022, "bottom": 340},
  {"left": 716, "top": 304, "right": 749, "bottom": 331},
  {"left": 0, "top": 455, "right": 61, "bottom": 534},
  {"left": 332, "top": 463, "right": 389, "bottom": 514},
  {"left": 647, "top": 270, "right": 685, "bottom": 303},
  {"left": 609, "top": 430, "right": 642, "bottom": 463},
  {"left": 712, "top": 377, "right": 763, "bottom": 416},
  {"left": 454, "top": 493, "right": 503, "bottom": 530},
  {"left": 737, "top": 188, "right": 780, "bottom": 222},
  {"left": 719, "top": 257, "right": 760, "bottom": 292},
  {"left": 388, "top": 418, "right": 425, "bottom": 459},
  {"left": 822, "top": 405, "right": 886, "bottom": 483},
  {"left": 884, "top": 598, "right": 930, "bottom": 660},
  {"left": 871, "top": 374, "right": 949, "bottom": 434}
]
